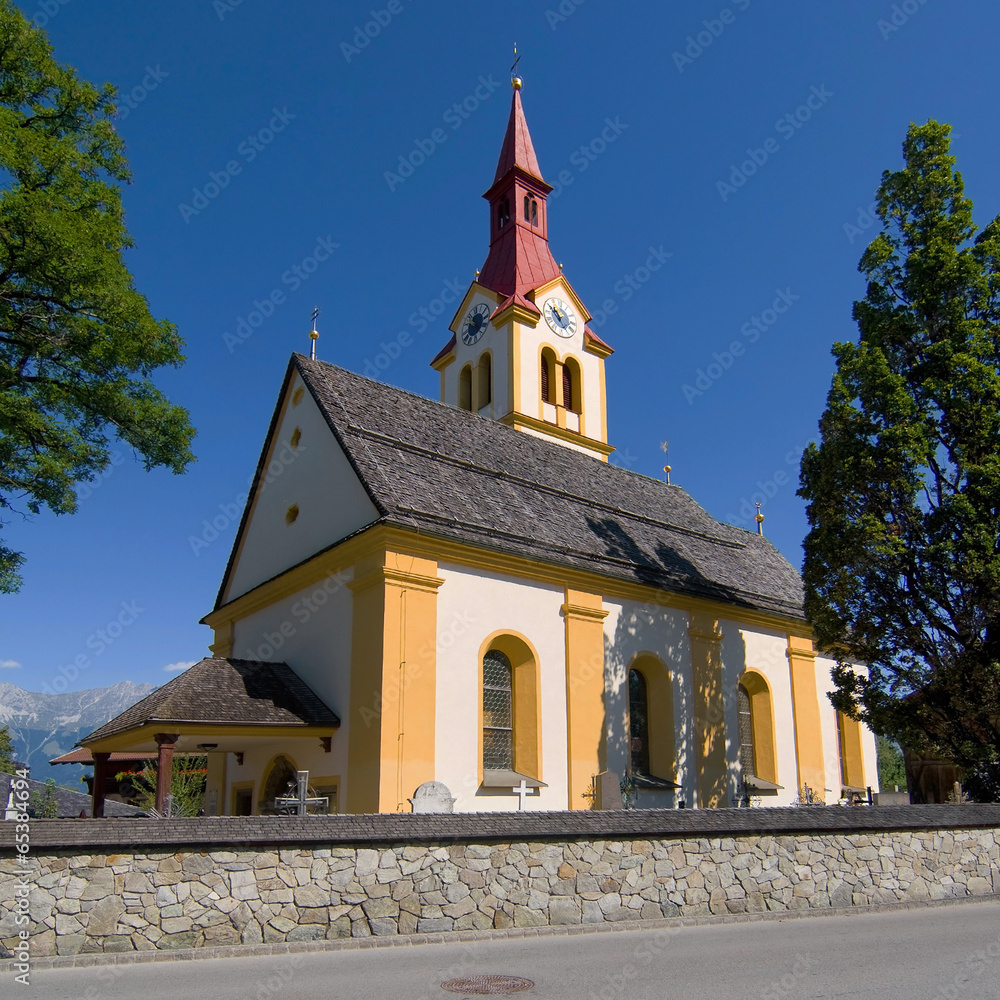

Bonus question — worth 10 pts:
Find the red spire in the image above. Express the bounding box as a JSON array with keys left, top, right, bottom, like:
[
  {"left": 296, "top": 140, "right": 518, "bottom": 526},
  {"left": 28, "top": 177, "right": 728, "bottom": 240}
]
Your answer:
[
  {"left": 492, "top": 89, "right": 545, "bottom": 185},
  {"left": 478, "top": 87, "right": 560, "bottom": 313}
]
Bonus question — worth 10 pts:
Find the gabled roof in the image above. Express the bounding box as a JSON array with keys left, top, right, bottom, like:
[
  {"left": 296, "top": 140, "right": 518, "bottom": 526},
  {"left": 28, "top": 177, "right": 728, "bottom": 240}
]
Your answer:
[
  {"left": 274, "top": 355, "right": 805, "bottom": 620},
  {"left": 80, "top": 658, "right": 340, "bottom": 745}
]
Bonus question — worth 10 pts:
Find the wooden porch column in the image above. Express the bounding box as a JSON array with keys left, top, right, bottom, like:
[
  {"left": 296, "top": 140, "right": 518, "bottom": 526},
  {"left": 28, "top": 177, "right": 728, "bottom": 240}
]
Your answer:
[
  {"left": 154, "top": 734, "right": 179, "bottom": 814},
  {"left": 91, "top": 752, "right": 110, "bottom": 818}
]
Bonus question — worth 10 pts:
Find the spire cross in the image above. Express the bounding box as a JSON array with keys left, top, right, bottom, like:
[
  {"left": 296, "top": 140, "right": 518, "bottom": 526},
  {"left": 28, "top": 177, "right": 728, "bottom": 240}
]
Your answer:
[
  {"left": 309, "top": 307, "right": 320, "bottom": 360},
  {"left": 510, "top": 43, "right": 522, "bottom": 89}
]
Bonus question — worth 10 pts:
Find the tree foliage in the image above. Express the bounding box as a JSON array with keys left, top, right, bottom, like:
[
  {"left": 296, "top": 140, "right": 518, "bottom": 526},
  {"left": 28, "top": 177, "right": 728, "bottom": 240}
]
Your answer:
[
  {"left": 876, "top": 736, "right": 907, "bottom": 792},
  {"left": 116, "top": 754, "right": 207, "bottom": 816},
  {"left": 28, "top": 776, "right": 58, "bottom": 817},
  {"left": 799, "top": 120, "right": 1000, "bottom": 797},
  {"left": 0, "top": 722, "right": 15, "bottom": 772},
  {"left": 0, "top": 3, "right": 195, "bottom": 591}
]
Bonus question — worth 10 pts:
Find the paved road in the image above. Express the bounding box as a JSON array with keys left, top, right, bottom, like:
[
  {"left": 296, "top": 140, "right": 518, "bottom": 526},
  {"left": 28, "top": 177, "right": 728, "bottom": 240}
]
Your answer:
[{"left": 23, "top": 900, "right": 1000, "bottom": 1000}]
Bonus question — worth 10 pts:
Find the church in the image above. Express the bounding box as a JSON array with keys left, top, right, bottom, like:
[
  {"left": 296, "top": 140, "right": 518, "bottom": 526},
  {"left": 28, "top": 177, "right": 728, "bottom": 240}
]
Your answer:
[{"left": 78, "top": 77, "right": 878, "bottom": 818}]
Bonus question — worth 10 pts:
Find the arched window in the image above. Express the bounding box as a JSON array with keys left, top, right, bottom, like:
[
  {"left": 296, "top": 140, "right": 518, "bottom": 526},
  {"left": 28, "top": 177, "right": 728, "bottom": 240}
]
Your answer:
[
  {"left": 523, "top": 195, "right": 530, "bottom": 221},
  {"left": 738, "top": 684, "right": 755, "bottom": 777},
  {"left": 260, "top": 754, "right": 297, "bottom": 815},
  {"left": 531, "top": 199, "right": 538, "bottom": 226},
  {"left": 477, "top": 353, "right": 492, "bottom": 408},
  {"left": 562, "top": 358, "right": 581, "bottom": 413},
  {"left": 483, "top": 650, "right": 514, "bottom": 770},
  {"left": 540, "top": 350, "right": 556, "bottom": 404},
  {"left": 459, "top": 364, "right": 472, "bottom": 411},
  {"left": 497, "top": 197, "right": 510, "bottom": 230},
  {"left": 628, "top": 668, "right": 650, "bottom": 775},
  {"left": 738, "top": 672, "right": 778, "bottom": 787}
]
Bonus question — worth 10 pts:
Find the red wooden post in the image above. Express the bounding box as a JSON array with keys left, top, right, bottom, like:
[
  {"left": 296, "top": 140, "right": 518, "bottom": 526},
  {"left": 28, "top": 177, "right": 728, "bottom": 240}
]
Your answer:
[
  {"left": 92, "top": 752, "right": 110, "bottom": 818},
  {"left": 154, "top": 734, "right": 179, "bottom": 815}
]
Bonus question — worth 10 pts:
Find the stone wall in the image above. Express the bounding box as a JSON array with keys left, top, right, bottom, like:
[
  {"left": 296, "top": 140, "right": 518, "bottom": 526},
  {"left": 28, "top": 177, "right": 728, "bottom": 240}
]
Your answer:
[{"left": 2, "top": 807, "right": 999, "bottom": 958}]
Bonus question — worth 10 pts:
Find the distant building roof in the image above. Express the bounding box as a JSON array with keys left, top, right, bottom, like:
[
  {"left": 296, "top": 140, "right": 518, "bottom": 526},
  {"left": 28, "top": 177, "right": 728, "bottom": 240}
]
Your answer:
[
  {"left": 79, "top": 658, "right": 341, "bottom": 745},
  {"left": 50, "top": 749, "right": 156, "bottom": 765},
  {"left": 0, "top": 771, "right": 143, "bottom": 819}
]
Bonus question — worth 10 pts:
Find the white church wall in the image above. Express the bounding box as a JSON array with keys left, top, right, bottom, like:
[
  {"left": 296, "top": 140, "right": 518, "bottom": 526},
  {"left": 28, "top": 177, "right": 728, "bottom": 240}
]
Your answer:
[
  {"left": 734, "top": 626, "right": 799, "bottom": 807},
  {"left": 602, "top": 599, "right": 693, "bottom": 809},
  {"left": 230, "top": 568, "right": 354, "bottom": 808},
  {"left": 434, "top": 562, "right": 568, "bottom": 812},
  {"left": 225, "top": 376, "right": 379, "bottom": 602}
]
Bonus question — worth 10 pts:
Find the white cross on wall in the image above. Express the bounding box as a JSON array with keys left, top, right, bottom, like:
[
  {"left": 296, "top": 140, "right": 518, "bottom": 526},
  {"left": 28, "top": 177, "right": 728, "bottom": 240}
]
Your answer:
[{"left": 512, "top": 779, "right": 533, "bottom": 810}]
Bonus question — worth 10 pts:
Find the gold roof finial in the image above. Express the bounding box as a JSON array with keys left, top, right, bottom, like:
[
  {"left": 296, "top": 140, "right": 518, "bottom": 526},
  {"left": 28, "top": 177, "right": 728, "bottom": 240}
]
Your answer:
[
  {"left": 660, "top": 440, "right": 671, "bottom": 485},
  {"left": 511, "top": 43, "right": 522, "bottom": 90},
  {"left": 755, "top": 502, "right": 765, "bottom": 536},
  {"left": 309, "top": 307, "right": 320, "bottom": 361}
]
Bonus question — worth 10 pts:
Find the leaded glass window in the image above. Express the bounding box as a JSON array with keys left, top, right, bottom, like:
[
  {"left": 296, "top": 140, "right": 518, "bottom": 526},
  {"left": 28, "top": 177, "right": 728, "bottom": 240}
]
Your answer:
[
  {"left": 483, "top": 649, "right": 513, "bottom": 770},
  {"left": 628, "top": 668, "right": 650, "bottom": 775},
  {"left": 738, "top": 684, "right": 756, "bottom": 777}
]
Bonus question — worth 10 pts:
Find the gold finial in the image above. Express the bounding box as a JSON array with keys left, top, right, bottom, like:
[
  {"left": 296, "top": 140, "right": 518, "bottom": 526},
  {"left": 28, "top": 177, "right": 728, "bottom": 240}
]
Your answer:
[
  {"left": 309, "top": 307, "right": 320, "bottom": 361},
  {"left": 558, "top": 262, "right": 564, "bottom": 270},
  {"left": 755, "top": 502, "right": 765, "bottom": 535},
  {"left": 660, "top": 440, "right": 671, "bottom": 485},
  {"left": 511, "top": 43, "right": 522, "bottom": 90}
]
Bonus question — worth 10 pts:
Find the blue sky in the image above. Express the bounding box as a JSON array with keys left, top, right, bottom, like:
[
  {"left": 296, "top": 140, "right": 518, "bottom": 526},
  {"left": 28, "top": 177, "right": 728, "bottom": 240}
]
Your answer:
[{"left": 3, "top": 0, "right": 999, "bottom": 695}]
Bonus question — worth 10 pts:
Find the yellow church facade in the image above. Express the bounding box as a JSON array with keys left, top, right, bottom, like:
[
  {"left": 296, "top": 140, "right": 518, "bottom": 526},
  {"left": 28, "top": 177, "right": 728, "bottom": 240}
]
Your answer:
[{"left": 79, "top": 82, "right": 877, "bottom": 818}]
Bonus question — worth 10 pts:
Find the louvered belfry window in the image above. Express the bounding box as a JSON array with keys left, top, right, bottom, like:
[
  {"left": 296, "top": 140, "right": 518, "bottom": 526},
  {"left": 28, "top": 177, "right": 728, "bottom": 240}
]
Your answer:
[
  {"left": 483, "top": 649, "right": 514, "bottom": 769},
  {"left": 562, "top": 365, "right": 573, "bottom": 411},
  {"left": 738, "top": 684, "right": 756, "bottom": 777},
  {"left": 541, "top": 356, "right": 550, "bottom": 403}
]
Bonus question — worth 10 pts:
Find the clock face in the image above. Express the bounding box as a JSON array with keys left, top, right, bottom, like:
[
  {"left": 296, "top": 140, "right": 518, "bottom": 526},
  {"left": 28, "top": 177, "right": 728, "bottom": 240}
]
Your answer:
[
  {"left": 462, "top": 303, "right": 491, "bottom": 345},
  {"left": 543, "top": 297, "right": 577, "bottom": 338}
]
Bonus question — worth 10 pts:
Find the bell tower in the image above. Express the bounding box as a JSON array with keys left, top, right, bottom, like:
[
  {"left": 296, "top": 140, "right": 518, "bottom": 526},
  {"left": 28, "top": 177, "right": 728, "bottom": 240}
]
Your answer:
[{"left": 431, "top": 76, "right": 614, "bottom": 461}]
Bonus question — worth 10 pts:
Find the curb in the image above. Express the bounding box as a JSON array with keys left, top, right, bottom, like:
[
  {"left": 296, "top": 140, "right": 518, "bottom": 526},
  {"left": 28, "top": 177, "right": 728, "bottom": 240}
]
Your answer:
[{"left": 23, "top": 892, "right": 1000, "bottom": 972}]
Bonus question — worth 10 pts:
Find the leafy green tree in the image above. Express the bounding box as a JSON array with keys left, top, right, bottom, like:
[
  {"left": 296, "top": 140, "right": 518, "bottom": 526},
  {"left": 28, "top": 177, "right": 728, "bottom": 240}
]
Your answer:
[
  {"left": 799, "top": 120, "right": 1000, "bottom": 798},
  {"left": 116, "top": 754, "right": 207, "bottom": 816},
  {"left": 876, "top": 736, "right": 907, "bottom": 792},
  {"left": 28, "top": 776, "right": 58, "bottom": 817},
  {"left": 0, "top": 3, "right": 195, "bottom": 591},
  {"left": 0, "top": 723, "right": 16, "bottom": 772}
]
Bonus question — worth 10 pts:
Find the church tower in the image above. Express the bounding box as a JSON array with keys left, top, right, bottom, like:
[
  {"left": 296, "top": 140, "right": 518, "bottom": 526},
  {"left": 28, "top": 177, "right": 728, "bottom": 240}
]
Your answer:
[{"left": 431, "top": 78, "right": 614, "bottom": 461}]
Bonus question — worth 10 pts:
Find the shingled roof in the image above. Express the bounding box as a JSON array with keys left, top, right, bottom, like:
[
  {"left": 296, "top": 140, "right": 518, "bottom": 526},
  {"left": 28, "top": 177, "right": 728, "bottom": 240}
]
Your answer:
[
  {"left": 81, "top": 658, "right": 340, "bottom": 744},
  {"left": 252, "top": 355, "right": 806, "bottom": 621}
]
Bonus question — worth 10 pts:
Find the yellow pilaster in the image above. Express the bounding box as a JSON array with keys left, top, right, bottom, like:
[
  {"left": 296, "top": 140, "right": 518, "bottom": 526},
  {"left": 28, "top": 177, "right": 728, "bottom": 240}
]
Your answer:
[
  {"left": 205, "top": 752, "right": 226, "bottom": 816},
  {"left": 209, "top": 620, "right": 234, "bottom": 658},
  {"left": 688, "top": 614, "right": 728, "bottom": 808},
  {"left": 562, "top": 589, "right": 609, "bottom": 810},
  {"left": 787, "top": 635, "right": 826, "bottom": 801},
  {"left": 347, "top": 550, "right": 444, "bottom": 813}
]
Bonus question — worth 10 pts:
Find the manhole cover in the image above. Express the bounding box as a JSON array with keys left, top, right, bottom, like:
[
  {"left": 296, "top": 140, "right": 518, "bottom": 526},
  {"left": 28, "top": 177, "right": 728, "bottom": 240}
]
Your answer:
[{"left": 441, "top": 975, "right": 534, "bottom": 995}]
